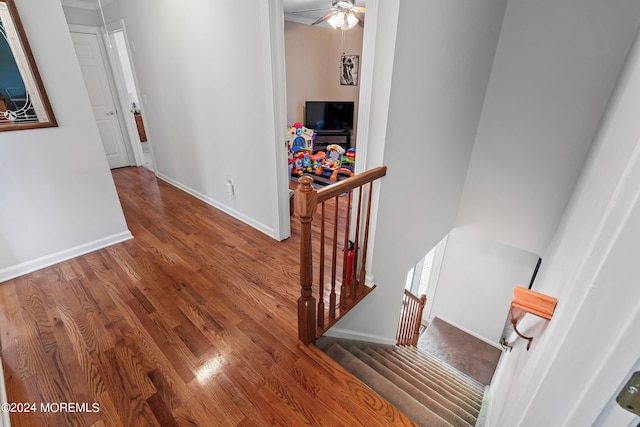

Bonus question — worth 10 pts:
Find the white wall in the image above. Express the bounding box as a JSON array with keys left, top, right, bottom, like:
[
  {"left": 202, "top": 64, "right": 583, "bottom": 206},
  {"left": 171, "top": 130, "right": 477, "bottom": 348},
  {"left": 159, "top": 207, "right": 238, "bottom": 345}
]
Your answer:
[
  {"left": 430, "top": 228, "right": 539, "bottom": 343},
  {"left": 0, "top": 0, "right": 130, "bottom": 282},
  {"left": 414, "top": 0, "right": 640, "bottom": 350},
  {"left": 357, "top": 0, "right": 398, "bottom": 171},
  {"left": 455, "top": 0, "right": 640, "bottom": 257},
  {"left": 329, "top": 0, "right": 508, "bottom": 343},
  {"left": 489, "top": 21, "right": 640, "bottom": 426},
  {"left": 62, "top": 5, "right": 100, "bottom": 26},
  {"left": 103, "top": 0, "right": 282, "bottom": 238}
]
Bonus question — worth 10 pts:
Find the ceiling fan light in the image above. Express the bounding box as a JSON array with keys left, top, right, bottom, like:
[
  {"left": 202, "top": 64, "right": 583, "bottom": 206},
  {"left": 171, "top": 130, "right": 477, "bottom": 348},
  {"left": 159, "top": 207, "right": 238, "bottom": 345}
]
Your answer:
[
  {"left": 345, "top": 12, "right": 358, "bottom": 29},
  {"left": 328, "top": 10, "right": 358, "bottom": 30},
  {"left": 328, "top": 11, "right": 345, "bottom": 29}
]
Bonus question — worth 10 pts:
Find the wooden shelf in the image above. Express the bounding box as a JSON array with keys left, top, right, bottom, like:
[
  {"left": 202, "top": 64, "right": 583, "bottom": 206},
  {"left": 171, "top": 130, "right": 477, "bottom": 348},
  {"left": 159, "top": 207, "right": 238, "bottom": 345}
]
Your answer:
[
  {"left": 511, "top": 286, "right": 557, "bottom": 321},
  {"left": 134, "top": 113, "right": 147, "bottom": 142}
]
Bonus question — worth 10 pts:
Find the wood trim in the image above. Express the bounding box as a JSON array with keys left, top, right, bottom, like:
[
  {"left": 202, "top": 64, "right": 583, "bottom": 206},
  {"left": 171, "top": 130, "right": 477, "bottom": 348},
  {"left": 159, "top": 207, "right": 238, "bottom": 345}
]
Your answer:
[
  {"left": 296, "top": 167, "right": 387, "bottom": 345},
  {"left": 316, "top": 166, "right": 387, "bottom": 202},
  {"left": 0, "top": 0, "right": 57, "bottom": 131},
  {"left": 397, "top": 289, "right": 426, "bottom": 346},
  {"left": 511, "top": 286, "right": 557, "bottom": 320}
]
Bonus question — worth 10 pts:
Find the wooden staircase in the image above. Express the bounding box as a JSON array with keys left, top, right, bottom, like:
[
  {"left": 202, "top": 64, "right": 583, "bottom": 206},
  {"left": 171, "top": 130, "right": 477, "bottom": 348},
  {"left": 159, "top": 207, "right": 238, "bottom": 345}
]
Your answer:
[
  {"left": 295, "top": 167, "right": 387, "bottom": 344},
  {"left": 317, "top": 338, "right": 486, "bottom": 427},
  {"left": 295, "top": 168, "right": 489, "bottom": 425}
]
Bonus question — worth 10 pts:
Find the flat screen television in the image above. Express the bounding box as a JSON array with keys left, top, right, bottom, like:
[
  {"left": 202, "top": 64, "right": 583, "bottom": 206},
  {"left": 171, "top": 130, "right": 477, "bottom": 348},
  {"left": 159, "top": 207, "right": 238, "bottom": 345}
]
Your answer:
[{"left": 304, "top": 101, "right": 354, "bottom": 131}]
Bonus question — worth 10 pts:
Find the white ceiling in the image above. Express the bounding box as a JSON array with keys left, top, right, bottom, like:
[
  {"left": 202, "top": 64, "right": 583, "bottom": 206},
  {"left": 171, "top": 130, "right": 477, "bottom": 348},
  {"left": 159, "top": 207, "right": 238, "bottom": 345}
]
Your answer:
[
  {"left": 283, "top": 0, "right": 366, "bottom": 25},
  {"left": 60, "top": 0, "right": 365, "bottom": 26}
]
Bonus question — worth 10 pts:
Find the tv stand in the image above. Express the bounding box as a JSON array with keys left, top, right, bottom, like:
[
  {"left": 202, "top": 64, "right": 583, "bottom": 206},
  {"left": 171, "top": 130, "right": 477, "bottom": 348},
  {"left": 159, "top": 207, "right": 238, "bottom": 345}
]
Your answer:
[{"left": 313, "top": 129, "right": 351, "bottom": 151}]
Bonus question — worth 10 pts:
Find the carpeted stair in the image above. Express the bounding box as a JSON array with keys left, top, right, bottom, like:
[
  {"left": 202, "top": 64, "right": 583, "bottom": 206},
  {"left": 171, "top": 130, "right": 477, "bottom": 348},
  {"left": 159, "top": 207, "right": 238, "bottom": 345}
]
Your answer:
[{"left": 316, "top": 338, "right": 486, "bottom": 427}]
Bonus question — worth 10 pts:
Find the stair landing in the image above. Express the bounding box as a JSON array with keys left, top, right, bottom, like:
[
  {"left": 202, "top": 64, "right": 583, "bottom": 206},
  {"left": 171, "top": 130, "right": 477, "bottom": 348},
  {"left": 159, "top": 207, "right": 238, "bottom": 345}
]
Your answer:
[{"left": 418, "top": 317, "right": 502, "bottom": 386}]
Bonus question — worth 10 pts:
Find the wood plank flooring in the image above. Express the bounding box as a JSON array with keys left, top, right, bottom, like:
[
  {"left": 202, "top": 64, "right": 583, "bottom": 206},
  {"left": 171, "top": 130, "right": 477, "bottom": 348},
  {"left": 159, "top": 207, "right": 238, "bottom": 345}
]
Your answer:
[{"left": 0, "top": 167, "right": 415, "bottom": 427}]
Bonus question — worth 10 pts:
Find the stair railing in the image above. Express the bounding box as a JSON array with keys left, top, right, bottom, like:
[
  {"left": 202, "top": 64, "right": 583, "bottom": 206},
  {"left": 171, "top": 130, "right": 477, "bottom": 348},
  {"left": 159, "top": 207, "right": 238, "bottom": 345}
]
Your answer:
[
  {"left": 396, "top": 289, "right": 427, "bottom": 346},
  {"left": 296, "top": 166, "right": 387, "bottom": 345}
]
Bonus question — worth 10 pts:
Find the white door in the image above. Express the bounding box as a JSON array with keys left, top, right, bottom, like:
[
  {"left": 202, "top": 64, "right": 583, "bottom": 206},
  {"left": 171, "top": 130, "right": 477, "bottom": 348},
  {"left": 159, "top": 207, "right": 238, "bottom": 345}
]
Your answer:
[{"left": 71, "top": 31, "right": 131, "bottom": 169}]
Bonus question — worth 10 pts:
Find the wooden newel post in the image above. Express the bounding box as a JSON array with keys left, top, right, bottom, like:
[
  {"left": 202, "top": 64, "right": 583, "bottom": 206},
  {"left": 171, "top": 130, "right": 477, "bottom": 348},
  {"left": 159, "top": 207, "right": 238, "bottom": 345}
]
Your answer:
[{"left": 296, "top": 176, "right": 318, "bottom": 344}]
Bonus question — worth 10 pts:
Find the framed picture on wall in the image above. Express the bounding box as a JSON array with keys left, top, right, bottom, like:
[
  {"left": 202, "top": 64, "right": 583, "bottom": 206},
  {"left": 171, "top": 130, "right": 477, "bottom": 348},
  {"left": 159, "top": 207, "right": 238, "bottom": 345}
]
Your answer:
[
  {"left": 0, "top": 0, "right": 57, "bottom": 131},
  {"left": 340, "top": 54, "right": 359, "bottom": 86}
]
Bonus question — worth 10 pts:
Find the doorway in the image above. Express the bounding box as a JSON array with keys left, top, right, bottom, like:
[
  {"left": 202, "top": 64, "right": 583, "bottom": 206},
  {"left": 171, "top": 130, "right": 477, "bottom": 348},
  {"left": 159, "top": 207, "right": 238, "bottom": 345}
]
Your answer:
[
  {"left": 272, "top": 0, "right": 377, "bottom": 241},
  {"left": 69, "top": 25, "right": 133, "bottom": 169},
  {"left": 105, "top": 21, "right": 155, "bottom": 172},
  {"left": 270, "top": 0, "right": 401, "bottom": 244},
  {"left": 68, "top": 22, "right": 152, "bottom": 172}
]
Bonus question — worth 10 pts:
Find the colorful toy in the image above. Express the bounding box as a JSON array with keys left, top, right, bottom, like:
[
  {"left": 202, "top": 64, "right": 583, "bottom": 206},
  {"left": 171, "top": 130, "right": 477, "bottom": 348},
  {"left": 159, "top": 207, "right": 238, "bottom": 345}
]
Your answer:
[
  {"left": 287, "top": 124, "right": 353, "bottom": 181},
  {"left": 291, "top": 151, "right": 326, "bottom": 176},
  {"left": 343, "top": 148, "right": 356, "bottom": 166},
  {"left": 291, "top": 151, "right": 309, "bottom": 176},
  {"left": 316, "top": 144, "right": 352, "bottom": 181},
  {"left": 330, "top": 167, "right": 354, "bottom": 181},
  {"left": 323, "top": 144, "right": 345, "bottom": 170},
  {"left": 287, "top": 122, "right": 314, "bottom": 153},
  {"left": 288, "top": 122, "right": 316, "bottom": 176},
  {"left": 310, "top": 151, "right": 326, "bottom": 174}
]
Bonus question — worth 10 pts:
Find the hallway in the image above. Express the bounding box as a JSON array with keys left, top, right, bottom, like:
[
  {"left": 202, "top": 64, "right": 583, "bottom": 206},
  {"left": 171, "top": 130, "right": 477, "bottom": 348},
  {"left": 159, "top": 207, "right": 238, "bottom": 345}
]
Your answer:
[{"left": 0, "top": 167, "right": 413, "bottom": 426}]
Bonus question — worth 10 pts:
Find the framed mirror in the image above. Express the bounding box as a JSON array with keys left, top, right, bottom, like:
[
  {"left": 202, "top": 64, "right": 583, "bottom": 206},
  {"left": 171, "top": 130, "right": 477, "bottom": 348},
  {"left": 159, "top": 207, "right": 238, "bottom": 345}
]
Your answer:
[{"left": 0, "top": 0, "right": 56, "bottom": 131}]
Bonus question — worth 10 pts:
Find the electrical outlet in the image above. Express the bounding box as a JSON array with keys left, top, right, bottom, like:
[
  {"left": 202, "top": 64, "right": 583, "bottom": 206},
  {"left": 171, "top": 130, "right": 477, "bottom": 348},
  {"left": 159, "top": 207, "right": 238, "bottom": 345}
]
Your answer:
[{"left": 226, "top": 177, "right": 234, "bottom": 196}]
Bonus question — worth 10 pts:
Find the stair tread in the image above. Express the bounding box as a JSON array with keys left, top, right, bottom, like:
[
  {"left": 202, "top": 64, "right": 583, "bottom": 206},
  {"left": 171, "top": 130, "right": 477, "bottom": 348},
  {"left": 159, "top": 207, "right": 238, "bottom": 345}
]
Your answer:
[
  {"left": 390, "top": 347, "right": 485, "bottom": 401},
  {"left": 375, "top": 347, "right": 483, "bottom": 413},
  {"left": 396, "top": 346, "right": 486, "bottom": 391},
  {"left": 321, "top": 339, "right": 490, "bottom": 427},
  {"left": 351, "top": 346, "right": 476, "bottom": 427},
  {"left": 363, "top": 347, "right": 480, "bottom": 423},
  {"left": 325, "top": 343, "right": 454, "bottom": 427}
]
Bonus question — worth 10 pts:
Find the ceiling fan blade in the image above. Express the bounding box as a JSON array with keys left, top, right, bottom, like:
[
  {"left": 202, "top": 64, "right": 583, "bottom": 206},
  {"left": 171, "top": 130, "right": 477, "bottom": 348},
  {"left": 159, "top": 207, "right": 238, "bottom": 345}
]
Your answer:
[
  {"left": 353, "top": 12, "right": 365, "bottom": 26},
  {"left": 291, "top": 7, "right": 333, "bottom": 14},
  {"left": 312, "top": 11, "right": 336, "bottom": 25},
  {"left": 352, "top": 6, "right": 366, "bottom": 13}
]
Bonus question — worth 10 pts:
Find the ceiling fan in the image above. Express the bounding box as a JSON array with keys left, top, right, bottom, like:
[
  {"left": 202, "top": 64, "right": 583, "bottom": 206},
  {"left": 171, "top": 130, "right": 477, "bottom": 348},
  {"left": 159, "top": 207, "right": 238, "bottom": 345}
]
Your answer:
[{"left": 293, "top": 0, "right": 365, "bottom": 30}]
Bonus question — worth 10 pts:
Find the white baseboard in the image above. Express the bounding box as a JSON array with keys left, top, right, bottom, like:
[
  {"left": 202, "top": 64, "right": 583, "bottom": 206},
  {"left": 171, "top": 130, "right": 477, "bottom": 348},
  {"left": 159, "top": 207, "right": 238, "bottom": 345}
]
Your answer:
[
  {"left": 324, "top": 327, "right": 397, "bottom": 345},
  {"left": 0, "top": 231, "right": 133, "bottom": 283},
  {"left": 435, "top": 316, "right": 503, "bottom": 350},
  {"left": 477, "top": 385, "right": 490, "bottom": 427},
  {"left": 155, "top": 173, "right": 275, "bottom": 239}
]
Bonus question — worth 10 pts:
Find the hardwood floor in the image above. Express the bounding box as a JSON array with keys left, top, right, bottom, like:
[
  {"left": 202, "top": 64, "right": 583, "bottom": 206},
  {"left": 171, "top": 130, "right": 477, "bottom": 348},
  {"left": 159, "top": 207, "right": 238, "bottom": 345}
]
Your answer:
[{"left": 0, "top": 167, "right": 415, "bottom": 426}]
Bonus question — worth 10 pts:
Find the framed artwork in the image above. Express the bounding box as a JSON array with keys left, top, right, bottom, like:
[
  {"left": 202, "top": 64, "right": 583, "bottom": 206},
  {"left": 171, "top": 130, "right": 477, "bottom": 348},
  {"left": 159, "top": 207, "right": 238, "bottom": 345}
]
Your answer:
[
  {"left": 0, "top": 0, "right": 57, "bottom": 131},
  {"left": 340, "top": 54, "right": 359, "bottom": 86}
]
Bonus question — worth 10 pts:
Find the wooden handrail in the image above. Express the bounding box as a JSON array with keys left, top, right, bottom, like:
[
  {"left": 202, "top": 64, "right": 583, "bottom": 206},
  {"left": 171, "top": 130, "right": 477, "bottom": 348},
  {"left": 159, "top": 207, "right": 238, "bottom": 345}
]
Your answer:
[
  {"left": 296, "top": 166, "right": 387, "bottom": 345},
  {"left": 316, "top": 166, "right": 387, "bottom": 202},
  {"left": 396, "top": 289, "right": 426, "bottom": 346}
]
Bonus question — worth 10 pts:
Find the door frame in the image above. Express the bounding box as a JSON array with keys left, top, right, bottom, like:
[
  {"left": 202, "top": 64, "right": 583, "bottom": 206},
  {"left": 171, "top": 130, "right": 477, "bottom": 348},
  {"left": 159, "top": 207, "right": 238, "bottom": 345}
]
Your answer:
[
  {"left": 68, "top": 24, "right": 136, "bottom": 168},
  {"left": 104, "top": 19, "right": 150, "bottom": 169},
  {"left": 266, "top": 0, "right": 384, "bottom": 241},
  {"left": 263, "top": 0, "right": 290, "bottom": 241}
]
